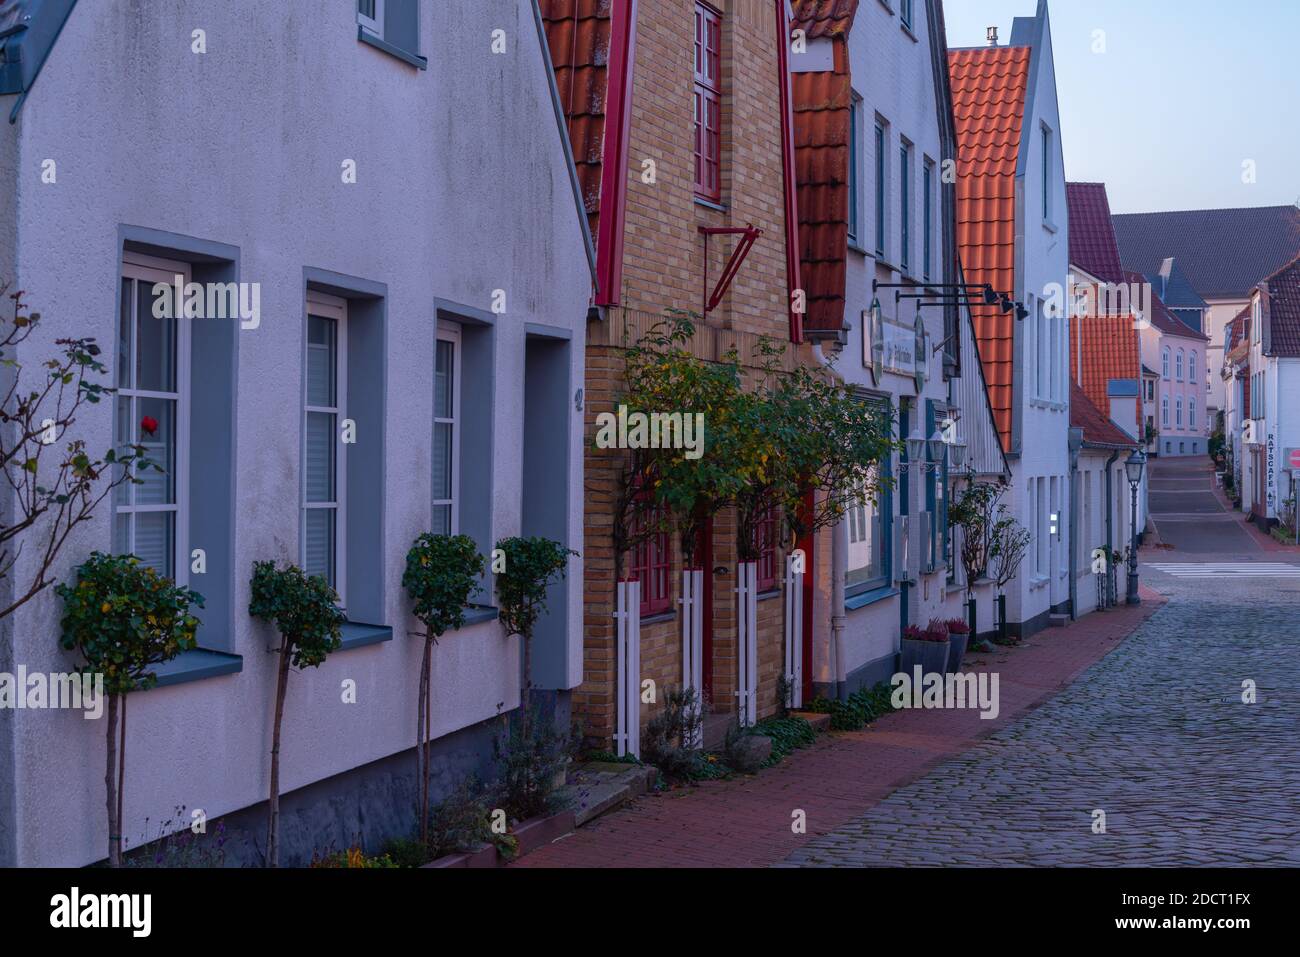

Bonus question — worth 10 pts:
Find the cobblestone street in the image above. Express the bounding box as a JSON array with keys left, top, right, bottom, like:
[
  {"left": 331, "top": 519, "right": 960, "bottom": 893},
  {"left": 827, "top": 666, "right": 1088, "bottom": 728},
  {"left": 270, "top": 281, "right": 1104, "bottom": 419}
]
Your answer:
[{"left": 783, "top": 457, "right": 1300, "bottom": 867}]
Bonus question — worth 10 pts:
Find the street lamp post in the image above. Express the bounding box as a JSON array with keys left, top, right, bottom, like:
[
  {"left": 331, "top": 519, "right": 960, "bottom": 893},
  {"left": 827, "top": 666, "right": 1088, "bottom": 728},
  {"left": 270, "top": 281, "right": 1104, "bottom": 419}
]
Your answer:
[{"left": 1125, "top": 449, "right": 1147, "bottom": 605}]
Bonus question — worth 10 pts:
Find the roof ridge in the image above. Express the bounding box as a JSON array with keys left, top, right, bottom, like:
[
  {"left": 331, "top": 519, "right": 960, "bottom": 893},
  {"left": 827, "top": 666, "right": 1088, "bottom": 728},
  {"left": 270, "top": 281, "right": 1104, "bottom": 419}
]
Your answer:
[{"left": 1114, "top": 204, "right": 1300, "bottom": 218}]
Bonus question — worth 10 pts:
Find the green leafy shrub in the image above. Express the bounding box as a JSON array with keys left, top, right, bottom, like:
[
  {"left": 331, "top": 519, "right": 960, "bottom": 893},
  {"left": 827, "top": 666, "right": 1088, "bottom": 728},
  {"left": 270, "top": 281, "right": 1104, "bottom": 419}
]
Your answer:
[
  {"left": 752, "top": 715, "right": 816, "bottom": 765},
  {"left": 57, "top": 552, "right": 203, "bottom": 867},
  {"left": 309, "top": 846, "right": 400, "bottom": 869},
  {"left": 806, "top": 682, "right": 895, "bottom": 731},
  {"left": 641, "top": 687, "right": 706, "bottom": 781},
  {"left": 401, "top": 533, "right": 485, "bottom": 846},
  {"left": 493, "top": 705, "right": 578, "bottom": 824},
  {"left": 494, "top": 536, "right": 575, "bottom": 719},
  {"left": 248, "top": 560, "right": 346, "bottom": 868}
]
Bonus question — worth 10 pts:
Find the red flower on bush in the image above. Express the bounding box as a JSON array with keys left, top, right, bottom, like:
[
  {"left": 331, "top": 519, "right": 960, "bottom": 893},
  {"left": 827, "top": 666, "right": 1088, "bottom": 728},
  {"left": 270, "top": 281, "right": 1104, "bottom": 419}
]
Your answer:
[{"left": 140, "top": 415, "right": 159, "bottom": 437}]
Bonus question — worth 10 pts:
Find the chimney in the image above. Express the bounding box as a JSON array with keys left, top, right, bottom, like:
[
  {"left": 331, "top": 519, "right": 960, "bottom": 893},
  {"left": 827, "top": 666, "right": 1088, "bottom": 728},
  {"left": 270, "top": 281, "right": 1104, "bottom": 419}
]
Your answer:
[{"left": 987, "top": 26, "right": 999, "bottom": 46}]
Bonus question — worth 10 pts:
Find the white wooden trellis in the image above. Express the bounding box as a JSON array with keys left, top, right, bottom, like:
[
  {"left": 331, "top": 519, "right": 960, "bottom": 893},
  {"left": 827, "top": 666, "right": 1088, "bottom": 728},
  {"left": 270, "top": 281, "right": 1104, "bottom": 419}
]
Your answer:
[
  {"left": 679, "top": 568, "right": 704, "bottom": 747},
  {"left": 615, "top": 580, "right": 641, "bottom": 758},
  {"left": 783, "top": 554, "right": 804, "bottom": 710},
  {"left": 735, "top": 561, "right": 759, "bottom": 727}
]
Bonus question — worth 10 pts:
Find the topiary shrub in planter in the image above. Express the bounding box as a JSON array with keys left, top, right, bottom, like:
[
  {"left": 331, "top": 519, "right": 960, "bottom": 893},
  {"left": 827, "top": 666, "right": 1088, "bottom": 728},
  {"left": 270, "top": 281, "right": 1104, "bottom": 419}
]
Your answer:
[
  {"left": 944, "top": 617, "right": 971, "bottom": 674},
  {"left": 57, "top": 552, "right": 204, "bottom": 867},
  {"left": 899, "top": 622, "right": 949, "bottom": 678},
  {"left": 401, "top": 533, "right": 485, "bottom": 848},
  {"left": 249, "top": 561, "right": 345, "bottom": 868},
  {"left": 641, "top": 686, "right": 707, "bottom": 781}
]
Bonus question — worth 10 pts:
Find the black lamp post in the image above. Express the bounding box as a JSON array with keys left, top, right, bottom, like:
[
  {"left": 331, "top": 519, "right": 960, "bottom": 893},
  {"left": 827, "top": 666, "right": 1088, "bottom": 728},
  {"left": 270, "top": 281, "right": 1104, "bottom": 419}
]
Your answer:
[{"left": 1124, "top": 449, "right": 1147, "bottom": 605}]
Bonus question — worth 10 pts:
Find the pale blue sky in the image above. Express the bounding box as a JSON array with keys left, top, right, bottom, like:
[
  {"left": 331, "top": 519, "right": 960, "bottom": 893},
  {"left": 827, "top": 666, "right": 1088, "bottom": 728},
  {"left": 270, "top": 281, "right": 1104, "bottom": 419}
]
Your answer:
[{"left": 943, "top": 0, "right": 1300, "bottom": 213}]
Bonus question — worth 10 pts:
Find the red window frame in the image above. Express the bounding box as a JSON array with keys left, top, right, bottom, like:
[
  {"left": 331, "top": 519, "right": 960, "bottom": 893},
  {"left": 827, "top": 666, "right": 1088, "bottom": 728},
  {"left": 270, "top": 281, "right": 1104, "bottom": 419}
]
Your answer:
[
  {"left": 628, "top": 494, "right": 673, "bottom": 618},
  {"left": 754, "top": 507, "right": 779, "bottom": 593},
  {"left": 693, "top": 2, "right": 722, "bottom": 202}
]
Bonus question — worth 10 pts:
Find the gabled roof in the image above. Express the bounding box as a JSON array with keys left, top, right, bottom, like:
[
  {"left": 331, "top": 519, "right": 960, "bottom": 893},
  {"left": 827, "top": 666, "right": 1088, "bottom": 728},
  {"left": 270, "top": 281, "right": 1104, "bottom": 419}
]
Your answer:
[
  {"left": 1071, "top": 311, "right": 1141, "bottom": 434},
  {"left": 1066, "top": 183, "right": 1125, "bottom": 285},
  {"left": 1227, "top": 304, "right": 1251, "bottom": 352},
  {"left": 1261, "top": 253, "right": 1300, "bottom": 358},
  {"left": 1071, "top": 381, "right": 1137, "bottom": 449},
  {"left": 1113, "top": 205, "right": 1300, "bottom": 301},
  {"left": 1124, "top": 269, "right": 1207, "bottom": 341},
  {"left": 791, "top": 0, "right": 859, "bottom": 38},
  {"left": 1152, "top": 257, "right": 1208, "bottom": 311},
  {"left": 949, "top": 44, "right": 1031, "bottom": 450}
]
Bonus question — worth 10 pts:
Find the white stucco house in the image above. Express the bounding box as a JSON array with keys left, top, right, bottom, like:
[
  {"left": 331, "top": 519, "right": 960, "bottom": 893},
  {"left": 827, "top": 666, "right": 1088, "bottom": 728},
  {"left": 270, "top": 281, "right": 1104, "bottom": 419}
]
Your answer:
[
  {"left": 791, "top": 0, "right": 1010, "bottom": 698},
  {"left": 0, "top": 0, "right": 593, "bottom": 866},
  {"left": 949, "top": 0, "right": 1072, "bottom": 638}
]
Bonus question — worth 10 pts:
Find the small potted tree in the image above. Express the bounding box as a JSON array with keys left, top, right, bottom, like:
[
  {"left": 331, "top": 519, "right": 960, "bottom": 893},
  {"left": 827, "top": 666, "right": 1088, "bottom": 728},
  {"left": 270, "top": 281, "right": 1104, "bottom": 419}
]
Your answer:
[
  {"left": 899, "top": 621, "right": 949, "bottom": 677},
  {"left": 57, "top": 552, "right": 203, "bottom": 867},
  {"left": 944, "top": 617, "right": 971, "bottom": 674},
  {"left": 249, "top": 561, "right": 346, "bottom": 867},
  {"left": 987, "top": 507, "right": 1030, "bottom": 643},
  {"left": 401, "top": 533, "right": 485, "bottom": 848}
]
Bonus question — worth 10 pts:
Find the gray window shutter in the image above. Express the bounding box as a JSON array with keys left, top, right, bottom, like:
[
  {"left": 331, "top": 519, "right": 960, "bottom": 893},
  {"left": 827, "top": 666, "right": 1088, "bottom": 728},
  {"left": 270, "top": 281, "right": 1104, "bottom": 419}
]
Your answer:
[{"left": 384, "top": 0, "right": 426, "bottom": 68}]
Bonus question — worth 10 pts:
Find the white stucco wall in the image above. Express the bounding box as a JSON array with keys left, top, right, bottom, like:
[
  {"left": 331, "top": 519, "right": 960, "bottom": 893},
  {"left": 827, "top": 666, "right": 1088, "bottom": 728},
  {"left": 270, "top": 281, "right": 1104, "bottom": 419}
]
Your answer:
[
  {"left": 0, "top": 0, "right": 590, "bottom": 866},
  {"left": 1005, "top": 4, "right": 1071, "bottom": 629}
]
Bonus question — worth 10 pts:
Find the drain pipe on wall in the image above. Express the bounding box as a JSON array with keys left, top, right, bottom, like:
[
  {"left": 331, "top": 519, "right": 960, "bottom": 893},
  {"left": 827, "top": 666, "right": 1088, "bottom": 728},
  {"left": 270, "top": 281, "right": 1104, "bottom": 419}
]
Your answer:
[
  {"left": 1067, "top": 428, "right": 1082, "bottom": 620},
  {"left": 1104, "top": 449, "right": 1120, "bottom": 604},
  {"left": 812, "top": 340, "right": 848, "bottom": 697}
]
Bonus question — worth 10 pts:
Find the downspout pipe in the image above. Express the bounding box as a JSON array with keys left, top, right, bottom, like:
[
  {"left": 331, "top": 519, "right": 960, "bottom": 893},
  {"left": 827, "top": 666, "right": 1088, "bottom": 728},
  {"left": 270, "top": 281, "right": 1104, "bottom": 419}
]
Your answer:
[
  {"left": 812, "top": 340, "right": 848, "bottom": 698},
  {"left": 1104, "top": 449, "right": 1120, "bottom": 603},
  {"left": 1067, "top": 428, "right": 1082, "bottom": 620}
]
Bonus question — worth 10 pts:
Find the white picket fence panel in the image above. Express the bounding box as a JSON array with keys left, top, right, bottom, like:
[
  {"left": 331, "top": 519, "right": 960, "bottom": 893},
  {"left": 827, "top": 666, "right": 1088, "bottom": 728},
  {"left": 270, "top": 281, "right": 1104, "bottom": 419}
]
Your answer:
[
  {"left": 679, "top": 568, "right": 704, "bottom": 747},
  {"left": 615, "top": 580, "right": 641, "bottom": 758},
  {"left": 735, "top": 561, "right": 759, "bottom": 727},
  {"left": 783, "top": 554, "right": 804, "bottom": 710}
]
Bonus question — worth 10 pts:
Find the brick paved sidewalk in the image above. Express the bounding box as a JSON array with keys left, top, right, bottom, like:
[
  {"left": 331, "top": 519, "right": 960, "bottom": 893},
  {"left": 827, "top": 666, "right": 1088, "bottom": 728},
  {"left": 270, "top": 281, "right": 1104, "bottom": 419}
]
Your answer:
[{"left": 514, "top": 588, "right": 1164, "bottom": 868}]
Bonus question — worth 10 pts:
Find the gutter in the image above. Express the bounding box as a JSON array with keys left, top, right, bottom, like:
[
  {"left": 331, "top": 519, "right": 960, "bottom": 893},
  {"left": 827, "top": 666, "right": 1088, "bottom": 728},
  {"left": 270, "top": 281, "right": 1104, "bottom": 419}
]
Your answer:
[
  {"left": 774, "top": 0, "right": 802, "bottom": 343},
  {"left": 811, "top": 341, "right": 847, "bottom": 697},
  {"left": 593, "top": 0, "right": 638, "bottom": 307}
]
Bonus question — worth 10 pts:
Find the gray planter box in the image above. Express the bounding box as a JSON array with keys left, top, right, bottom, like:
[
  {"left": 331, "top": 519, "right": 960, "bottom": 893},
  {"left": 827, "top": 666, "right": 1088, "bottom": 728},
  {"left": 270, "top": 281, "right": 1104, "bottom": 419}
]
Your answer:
[
  {"left": 900, "top": 637, "right": 949, "bottom": 677},
  {"left": 946, "top": 631, "right": 970, "bottom": 674}
]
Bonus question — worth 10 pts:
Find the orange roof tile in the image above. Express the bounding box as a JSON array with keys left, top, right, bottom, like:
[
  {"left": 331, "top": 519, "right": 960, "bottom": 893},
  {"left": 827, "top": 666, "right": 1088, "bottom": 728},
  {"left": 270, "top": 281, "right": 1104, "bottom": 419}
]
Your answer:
[
  {"left": 949, "top": 45, "right": 1032, "bottom": 451},
  {"left": 539, "top": 0, "right": 612, "bottom": 243},
  {"left": 792, "top": 68, "right": 852, "bottom": 332},
  {"left": 1070, "top": 312, "right": 1142, "bottom": 435},
  {"left": 1070, "top": 381, "right": 1137, "bottom": 448},
  {"left": 790, "top": 0, "right": 860, "bottom": 39}
]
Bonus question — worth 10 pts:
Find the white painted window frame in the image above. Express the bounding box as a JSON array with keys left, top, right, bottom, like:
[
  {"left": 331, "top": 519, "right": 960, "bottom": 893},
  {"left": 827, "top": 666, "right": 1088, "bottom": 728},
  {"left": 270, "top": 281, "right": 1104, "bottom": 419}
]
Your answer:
[
  {"left": 434, "top": 321, "right": 461, "bottom": 535},
  {"left": 357, "top": 0, "right": 384, "bottom": 38},
  {"left": 118, "top": 252, "right": 192, "bottom": 587},
  {"left": 304, "top": 290, "right": 348, "bottom": 604}
]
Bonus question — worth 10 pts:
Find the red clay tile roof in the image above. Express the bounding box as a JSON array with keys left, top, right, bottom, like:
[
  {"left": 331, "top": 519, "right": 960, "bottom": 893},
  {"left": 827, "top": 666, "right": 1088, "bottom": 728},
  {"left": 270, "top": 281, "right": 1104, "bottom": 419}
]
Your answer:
[
  {"left": 1263, "top": 253, "right": 1300, "bottom": 358},
  {"left": 790, "top": 0, "right": 860, "bottom": 38},
  {"left": 1071, "top": 312, "right": 1142, "bottom": 434},
  {"left": 1071, "top": 381, "right": 1137, "bottom": 448},
  {"left": 792, "top": 69, "right": 852, "bottom": 332},
  {"left": 539, "top": 0, "right": 612, "bottom": 242},
  {"left": 1123, "top": 269, "right": 1208, "bottom": 341},
  {"left": 1066, "top": 182, "right": 1125, "bottom": 285},
  {"left": 949, "top": 45, "right": 1031, "bottom": 451}
]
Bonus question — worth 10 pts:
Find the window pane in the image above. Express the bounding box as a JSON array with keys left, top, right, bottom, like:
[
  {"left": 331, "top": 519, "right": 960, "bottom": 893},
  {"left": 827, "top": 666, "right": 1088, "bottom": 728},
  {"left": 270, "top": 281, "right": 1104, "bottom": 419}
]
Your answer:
[
  {"left": 307, "top": 315, "right": 336, "bottom": 407},
  {"left": 304, "top": 508, "right": 336, "bottom": 586},
  {"left": 359, "top": 0, "right": 376, "bottom": 17},
  {"left": 135, "top": 281, "right": 176, "bottom": 393},
  {"left": 114, "top": 396, "right": 132, "bottom": 506},
  {"left": 118, "top": 278, "right": 133, "bottom": 388},
  {"left": 305, "top": 410, "right": 337, "bottom": 503},
  {"left": 113, "top": 511, "right": 130, "bottom": 557},
  {"left": 431, "top": 503, "right": 452, "bottom": 537},
  {"left": 433, "top": 421, "right": 453, "bottom": 503},
  {"left": 845, "top": 481, "right": 882, "bottom": 588},
  {"left": 435, "top": 339, "right": 454, "bottom": 419},
  {"left": 133, "top": 510, "right": 175, "bottom": 578},
  {"left": 134, "top": 397, "right": 176, "bottom": 506}
]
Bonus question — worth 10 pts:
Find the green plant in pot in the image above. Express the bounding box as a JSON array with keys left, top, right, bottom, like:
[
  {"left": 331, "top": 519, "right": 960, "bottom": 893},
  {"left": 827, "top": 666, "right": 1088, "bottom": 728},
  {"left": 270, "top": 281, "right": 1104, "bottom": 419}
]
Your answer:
[
  {"left": 57, "top": 552, "right": 204, "bottom": 867},
  {"left": 249, "top": 560, "right": 345, "bottom": 867},
  {"left": 899, "top": 620, "right": 949, "bottom": 678},
  {"left": 402, "top": 533, "right": 485, "bottom": 849},
  {"left": 943, "top": 617, "right": 971, "bottom": 674}
]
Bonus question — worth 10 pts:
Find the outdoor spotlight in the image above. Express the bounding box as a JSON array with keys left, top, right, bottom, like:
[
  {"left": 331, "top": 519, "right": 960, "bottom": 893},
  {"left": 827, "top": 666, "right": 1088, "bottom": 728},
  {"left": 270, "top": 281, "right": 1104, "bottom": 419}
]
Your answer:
[
  {"left": 982, "top": 284, "right": 999, "bottom": 306},
  {"left": 1015, "top": 303, "right": 1030, "bottom": 321},
  {"left": 999, "top": 296, "right": 1014, "bottom": 315}
]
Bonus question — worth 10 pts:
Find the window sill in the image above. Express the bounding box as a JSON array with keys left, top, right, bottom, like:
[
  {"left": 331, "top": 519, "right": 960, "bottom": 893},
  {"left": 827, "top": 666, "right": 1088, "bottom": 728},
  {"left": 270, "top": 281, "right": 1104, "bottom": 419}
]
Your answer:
[
  {"left": 357, "top": 26, "right": 428, "bottom": 70},
  {"left": 147, "top": 648, "right": 243, "bottom": 690},
  {"left": 757, "top": 588, "right": 782, "bottom": 602},
  {"left": 845, "top": 585, "right": 899, "bottom": 610},
  {"left": 640, "top": 610, "right": 677, "bottom": 626},
  {"left": 1043, "top": 219, "right": 1059, "bottom": 235},
  {"left": 901, "top": 23, "right": 919, "bottom": 43},
  {"left": 338, "top": 621, "right": 394, "bottom": 651},
  {"left": 460, "top": 604, "right": 500, "bottom": 628},
  {"left": 694, "top": 196, "right": 728, "bottom": 213},
  {"left": 848, "top": 239, "right": 869, "bottom": 256}
]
